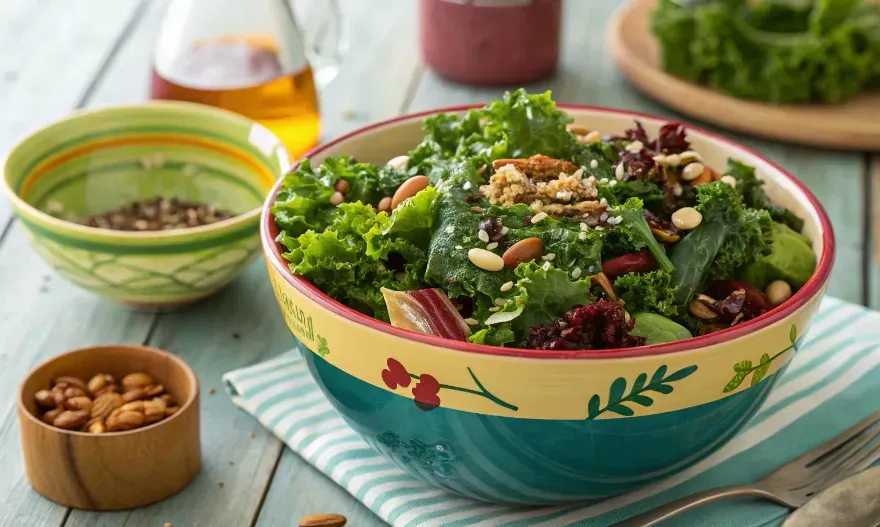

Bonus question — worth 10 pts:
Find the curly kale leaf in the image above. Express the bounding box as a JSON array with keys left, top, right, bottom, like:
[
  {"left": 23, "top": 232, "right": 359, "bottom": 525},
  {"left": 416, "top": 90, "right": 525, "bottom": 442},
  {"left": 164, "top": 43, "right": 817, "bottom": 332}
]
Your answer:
[{"left": 724, "top": 159, "right": 804, "bottom": 232}]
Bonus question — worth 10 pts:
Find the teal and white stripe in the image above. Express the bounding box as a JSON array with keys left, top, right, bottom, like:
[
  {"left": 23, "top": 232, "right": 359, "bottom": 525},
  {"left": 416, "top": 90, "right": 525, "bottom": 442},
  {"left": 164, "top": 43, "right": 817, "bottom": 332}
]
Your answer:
[{"left": 224, "top": 297, "right": 880, "bottom": 527}]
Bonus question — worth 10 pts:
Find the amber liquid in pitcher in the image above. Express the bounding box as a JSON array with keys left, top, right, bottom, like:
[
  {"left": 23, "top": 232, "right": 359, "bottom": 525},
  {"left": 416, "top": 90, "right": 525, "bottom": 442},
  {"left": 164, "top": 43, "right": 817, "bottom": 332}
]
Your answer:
[{"left": 150, "top": 37, "right": 320, "bottom": 159}]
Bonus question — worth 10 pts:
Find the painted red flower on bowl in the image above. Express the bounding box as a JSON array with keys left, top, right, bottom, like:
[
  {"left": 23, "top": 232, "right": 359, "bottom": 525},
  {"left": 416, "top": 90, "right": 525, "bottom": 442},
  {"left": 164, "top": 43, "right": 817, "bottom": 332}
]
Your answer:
[
  {"left": 412, "top": 374, "right": 441, "bottom": 412},
  {"left": 382, "top": 358, "right": 411, "bottom": 389}
]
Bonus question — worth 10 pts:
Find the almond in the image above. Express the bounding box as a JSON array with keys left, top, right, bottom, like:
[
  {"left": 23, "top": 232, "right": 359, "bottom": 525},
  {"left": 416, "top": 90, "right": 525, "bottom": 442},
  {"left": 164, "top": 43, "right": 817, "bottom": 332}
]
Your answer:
[
  {"left": 42, "top": 408, "right": 63, "bottom": 425},
  {"left": 143, "top": 399, "right": 167, "bottom": 424},
  {"left": 91, "top": 392, "right": 124, "bottom": 420},
  {"left": 122, "top": 388, "right": 146, "bottom": 402},
  {"left": 54, "top": 376, "right": 86, "bottom": 390},
  {"left": 88, "top": 418, "right": 106, "bottom": 434},
  {"left": 65, "top": 396, "right": 93, "bottom": 412},
  {"left": 502, "top": 237, "right": 544, "bottom": 267},
  {"left": 63, "top": 387, "right": 86, "bottom": 399},
  {"left": 53, "top": 410, "right": 89, "bottom": 430},
  {"left": 34, "top": 390, "right": 55, "bottom": 409},
  {"left": 298, "top": 514, "right": 347, "bottom": 527},
  {"left": 87, "top": 373, "right": 114, "bottom": 395},
  {"left": 143, "top": 384, "right": 164, "bottom": 397},
  {"left": 391, "top": 175, "right": 430, "bottom": 209},
  {"left": 121, "top": 372, "right": 153, "bottom": 391},
  {"left": 106, "top": 411, "right": 145, "bottom": 432}
]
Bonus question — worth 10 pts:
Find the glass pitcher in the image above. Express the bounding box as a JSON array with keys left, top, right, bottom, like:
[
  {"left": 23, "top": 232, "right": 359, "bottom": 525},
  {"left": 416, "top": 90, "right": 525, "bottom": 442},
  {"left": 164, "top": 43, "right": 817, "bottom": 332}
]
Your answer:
[{"left": 150, "top": 0, "right": 345, "bottom": 159}]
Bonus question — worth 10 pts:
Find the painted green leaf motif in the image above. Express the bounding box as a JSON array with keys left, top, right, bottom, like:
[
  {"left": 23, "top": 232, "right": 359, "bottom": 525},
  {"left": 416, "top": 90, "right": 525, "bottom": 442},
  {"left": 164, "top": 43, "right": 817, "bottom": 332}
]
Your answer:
[
  {"left": 790, "top": 324, "right": 797, "bottom": 344},
  {"left": 316, "top": 335, "right": 330, "bottom": 357},
  {"left": 733, "top": 360, "right": 753, "bottom": 372},
  {"left": 664, "top": 365, "right": 699, "bottom": 382},
  {"left": 751, "top": 353, "right": 771, "bottom": 386},
  {"left": 585, "top": 364, "right": 698, "bottom": 420},
  {"left": 609, "top": 378, "right": 627, "bottom": 403},
  {"left": 632, "top": 373, "right": 648, "bottom": 393},
  {"left": 588, "top": 394, "right": 601, "bottom": 419},
  {"left": 724, "top": 372, "right": 748, "bottom": 393},
  {"left": 608, "top": 403, "right": 635, "bottom": 417},
  {"left": 650, "top": 365, "right": 668, "bottom": 384}
]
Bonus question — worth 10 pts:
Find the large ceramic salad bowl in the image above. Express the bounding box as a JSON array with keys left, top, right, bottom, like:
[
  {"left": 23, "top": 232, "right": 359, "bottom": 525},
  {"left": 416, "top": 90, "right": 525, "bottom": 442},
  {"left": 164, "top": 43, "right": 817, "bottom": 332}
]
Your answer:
[{"left": 261, "top": 96, "right": 834, "bottom": 504}]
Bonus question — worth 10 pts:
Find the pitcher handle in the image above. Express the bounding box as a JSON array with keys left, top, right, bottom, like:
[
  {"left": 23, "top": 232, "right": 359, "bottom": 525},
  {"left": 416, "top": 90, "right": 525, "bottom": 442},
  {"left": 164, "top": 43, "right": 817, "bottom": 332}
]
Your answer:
[{"left": 292, "top": 0, "right": 347, "bottom": 88}]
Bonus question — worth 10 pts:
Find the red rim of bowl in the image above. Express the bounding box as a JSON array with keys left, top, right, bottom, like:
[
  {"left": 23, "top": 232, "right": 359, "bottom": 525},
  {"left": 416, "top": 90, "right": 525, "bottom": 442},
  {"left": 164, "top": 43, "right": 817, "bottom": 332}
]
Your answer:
[{"left": 260, "top": 103, "right": 835, "bottom": 360}]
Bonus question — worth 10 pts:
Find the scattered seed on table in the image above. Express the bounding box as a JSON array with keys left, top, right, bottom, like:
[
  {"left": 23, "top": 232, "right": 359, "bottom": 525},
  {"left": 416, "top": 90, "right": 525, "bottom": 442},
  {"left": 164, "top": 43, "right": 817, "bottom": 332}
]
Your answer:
[
  {"left": 249, "top": 432, "right": 255, "bottom": 439},
  {"left": 208, "top": 388, "right": 216, "bottom": 395},
  {"left": 232, "top": 332, "right": 240, "bottom": 339},
  {"left": 218, "top": 481, "right": 224, "bottom": 488}
]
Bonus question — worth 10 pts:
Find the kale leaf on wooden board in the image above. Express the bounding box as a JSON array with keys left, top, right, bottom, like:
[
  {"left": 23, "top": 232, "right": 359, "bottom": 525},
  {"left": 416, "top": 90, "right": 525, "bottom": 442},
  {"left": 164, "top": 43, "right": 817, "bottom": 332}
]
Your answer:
[{"left": 652, "top": 0, "right": 880, "bottom": 103}]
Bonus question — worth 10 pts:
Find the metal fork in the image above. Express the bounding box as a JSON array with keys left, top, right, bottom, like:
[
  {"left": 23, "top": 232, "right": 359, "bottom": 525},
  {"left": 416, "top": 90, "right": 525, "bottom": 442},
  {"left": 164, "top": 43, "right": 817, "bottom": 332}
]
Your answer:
[{"left": 615, "top": 410, "right": 880, "bottom": 527}]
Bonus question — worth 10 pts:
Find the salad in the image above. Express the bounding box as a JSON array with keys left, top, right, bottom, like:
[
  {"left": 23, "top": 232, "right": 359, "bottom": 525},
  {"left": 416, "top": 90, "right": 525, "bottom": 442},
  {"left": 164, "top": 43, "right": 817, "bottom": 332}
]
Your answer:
[{"left": 271, "top": 90, "right": 817, "bottom": 350}]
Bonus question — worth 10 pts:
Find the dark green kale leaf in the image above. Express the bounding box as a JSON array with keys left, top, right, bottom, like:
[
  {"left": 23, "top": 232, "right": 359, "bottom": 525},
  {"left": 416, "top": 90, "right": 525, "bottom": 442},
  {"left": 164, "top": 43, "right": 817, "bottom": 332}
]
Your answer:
[
  {"left": 669, "top": 182, "right": 771, "bottom": 306},
  {"left": 614, "top": 269, "right": 682, "bottom": 320},
  {"left": 724, "top": 159, "right": 804, "bottom": 232},
  {"left": 606, "top": 198, "right": 675, "bottom": 272}
]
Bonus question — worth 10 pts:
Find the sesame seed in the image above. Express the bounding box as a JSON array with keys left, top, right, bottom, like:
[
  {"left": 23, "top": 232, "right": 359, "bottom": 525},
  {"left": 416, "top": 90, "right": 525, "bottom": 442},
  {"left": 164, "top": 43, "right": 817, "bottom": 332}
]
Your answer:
[
  {"left": 531, "top": 212, "right": 548, "bottom": 224},
  {"left": 673, "top": 183, "right": 683, "bottom": 197},
  {"left": 478, "top": 230, "right": 490, "bottom": 243},
  {"left": 600, "top": 198, "right": 608, "bottom": 206},
  {"left": 378, "top": 263, "right": 387, "bottom": 272},
  {"left": 590, "top": 159, "right": 599, "bottom": 169},
  {"left": 599, "top": 178, "right": 609, "bottom": 185},
  {"left": 541, "top": 255, "right": 550, "bottom": 261},
  {"left": 607, "top": 215, "right": 623, "bottom": 225},
  {"left": 587, "top": 175, "right": 596, "bottom": 185},
  {"left": 573, "top": 168, "right": 584, "bottom": 179},
  {"left": 652, "top": 154, "right": 667, "bottom": 164},
  {"left": 455, "top": 245, "right": 463, "bottom": 250},
  {"left": 580, "top": 222, "right": 588, "bottom": 231},
  {"left": 486, "top": 242, "right": 498, "bottom": 250},
  {"left": 464, "top": 318, "right": 479, "bottom": 325},
  {"left": 609, "top": 180, "right": 618, "bottom": 187},
  {"left": 571, "top": 267, "right": 582, "bottom": 279},
  {"left": 500, "top": 226, "right": 509, "bottom": 235},
  {"left": 721, "top": 175, "right": 737, "bottom": 188},
  {"left": 615, "top": 163, "right": 625, "bottom": 180},
  {"left": 445, "top": 225, "right": 454, "bottom": 234},
  {"left": 547, "top": 253, "right": 556, "bottom": 261},
  {"left": 599, "top": 212, "right": 608, "bottom": 222},
  {"left": 500, "top": 281, "right": 513, "bottom": 292},
  {"left": 488, "top": 306, "right": 501, "bottom": 312},
  {"left": 595, "top": 225, "right": 605, "bottom": 231},
  {"left": 578, "top": 231, "right": 587, "bottom": 241},
  {"left": 495, "top": 298, "right": 508, "bottom": 306},
  {"left": 542, "top": 261, "right": 552, "bottom": 271},
  {"left": 463, "top": 181, "right": 472, "bottom": 190}
]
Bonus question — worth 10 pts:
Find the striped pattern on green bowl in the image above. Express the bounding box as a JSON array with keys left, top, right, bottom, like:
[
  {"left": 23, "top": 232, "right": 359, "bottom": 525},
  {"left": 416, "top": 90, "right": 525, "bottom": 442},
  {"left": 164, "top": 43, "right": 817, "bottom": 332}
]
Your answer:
[{"left": 3, "top": 101, "right": 290, "bottom": 309}]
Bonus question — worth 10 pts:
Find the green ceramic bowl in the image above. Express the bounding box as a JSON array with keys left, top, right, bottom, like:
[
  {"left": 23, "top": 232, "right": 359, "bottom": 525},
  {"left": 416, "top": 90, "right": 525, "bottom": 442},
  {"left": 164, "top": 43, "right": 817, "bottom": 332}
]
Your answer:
[{"left": 3, "top": 101, "right": 290, "bottom": 310}]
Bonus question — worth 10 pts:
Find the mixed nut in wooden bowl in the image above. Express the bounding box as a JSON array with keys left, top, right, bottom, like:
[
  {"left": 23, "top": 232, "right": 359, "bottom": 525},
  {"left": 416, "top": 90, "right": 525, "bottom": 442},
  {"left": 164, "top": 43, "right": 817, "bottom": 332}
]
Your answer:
[
  {"left": 34, "top": 371, "right": 180, "bottom": 434},
  {"left": 18, "top": 345, "right": 200, "bottom": 510}
]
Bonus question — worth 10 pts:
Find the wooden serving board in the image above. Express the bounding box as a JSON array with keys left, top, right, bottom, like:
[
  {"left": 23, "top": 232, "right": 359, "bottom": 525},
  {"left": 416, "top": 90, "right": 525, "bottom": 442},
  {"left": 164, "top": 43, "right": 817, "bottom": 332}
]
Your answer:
[{"left": 607, "top": 0, "right": 880, "bottom": 151}]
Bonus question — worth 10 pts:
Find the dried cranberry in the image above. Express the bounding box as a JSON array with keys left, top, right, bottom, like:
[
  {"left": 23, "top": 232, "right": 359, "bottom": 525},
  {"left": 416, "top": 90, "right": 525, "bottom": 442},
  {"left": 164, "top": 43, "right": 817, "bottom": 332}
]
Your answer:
[
  {"left": 656, "top": 123, "right": 690, "bottom": 154},
  {"left": 522, "top": 216, "right": 533, "bottom": 226},
  {"left": 608, "top": 121, "right": 651, "bottom": 147},
  {"left": 711, "top": 289, "right": 746, "bottom": 318},
  {"left": 708, "top": 280, "right": 772, "bottom": 315},
  {"left": 602, "top": 250, "right": 658, "bottom": 281},
  {"left": 618, "top": 149, "right": 657, "bottom": 181},
  {"left": 525, "top": 299, "right": 646, "bottom": 351},
  {"left": 479, "top": 216, "right": 505, "bottom": 242}
]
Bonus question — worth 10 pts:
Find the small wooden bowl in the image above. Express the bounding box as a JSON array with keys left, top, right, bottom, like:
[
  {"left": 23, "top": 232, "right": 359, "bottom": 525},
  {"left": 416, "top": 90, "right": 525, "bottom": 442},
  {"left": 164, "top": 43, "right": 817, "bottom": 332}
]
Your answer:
[{"left": 17, "top": 345, "right": 200, "bottom": 510}]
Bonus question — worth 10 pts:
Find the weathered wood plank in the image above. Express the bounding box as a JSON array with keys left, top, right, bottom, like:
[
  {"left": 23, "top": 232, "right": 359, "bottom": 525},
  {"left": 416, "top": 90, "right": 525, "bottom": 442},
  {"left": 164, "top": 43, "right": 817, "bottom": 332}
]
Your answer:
[
  {"left": 254, "top": 449, "right": 386, "bottom": 527},
  {"left": 868, "top": 155, "right": 880, "bottom": 309},
  {"left": 407, "top": 0, "right": 865, "bottom": 305},
  {"left": 65, "top": 261, "right": 291, "bottom": 527},
  {"left": 0, "top": 226, "right": 155, "bottom": 527},
  {"left": 0, "top": 0, "right": 146, "bottom": 229},
  {"left": 69, "top": 0, "right": 422, "bottom": 525}
]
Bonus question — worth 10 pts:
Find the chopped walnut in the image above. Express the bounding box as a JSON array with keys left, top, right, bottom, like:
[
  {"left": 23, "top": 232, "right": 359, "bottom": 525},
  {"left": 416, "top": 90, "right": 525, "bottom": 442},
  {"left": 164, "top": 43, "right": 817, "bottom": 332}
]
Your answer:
[{"left": 481, "top": 156, "right": 603, "bottom": 220}]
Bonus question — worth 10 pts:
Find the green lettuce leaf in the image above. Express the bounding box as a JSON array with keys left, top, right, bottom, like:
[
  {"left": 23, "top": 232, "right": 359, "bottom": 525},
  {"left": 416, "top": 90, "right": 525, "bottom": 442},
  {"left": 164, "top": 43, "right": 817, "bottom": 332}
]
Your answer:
[{"left": 724, "top": 159, "right": 804, "bottom": 232}]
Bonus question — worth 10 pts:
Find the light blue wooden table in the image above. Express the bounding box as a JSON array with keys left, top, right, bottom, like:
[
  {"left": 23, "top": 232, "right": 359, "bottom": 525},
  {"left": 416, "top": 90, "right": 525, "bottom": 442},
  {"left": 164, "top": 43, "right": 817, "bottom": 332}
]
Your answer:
[{"left": 0, "top": 1, "right": 877, "bottom": 525}]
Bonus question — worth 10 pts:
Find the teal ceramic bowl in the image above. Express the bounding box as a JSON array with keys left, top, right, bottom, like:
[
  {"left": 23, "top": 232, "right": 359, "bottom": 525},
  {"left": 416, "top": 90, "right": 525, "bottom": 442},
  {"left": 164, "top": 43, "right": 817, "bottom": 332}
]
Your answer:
[
  {"left": 3, "top": 102, "right": 290, "bottom": 310},
  {"left": 262, "top": 105, "right": 834, "bottom": 504}
]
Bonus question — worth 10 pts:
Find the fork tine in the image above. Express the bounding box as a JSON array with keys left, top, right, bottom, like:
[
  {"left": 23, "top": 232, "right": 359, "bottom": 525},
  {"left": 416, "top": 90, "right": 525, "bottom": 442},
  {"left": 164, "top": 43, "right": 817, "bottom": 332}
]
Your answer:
[
  {"left": 822, "top": 436, "right": 880, "bottom": 487},
  {"left": 790, "top": 428, "right": 880, "bottom": 491},
  {"left": 808, "top": 426, "right": 880, "bottom": 472},
  {"left": 760, "top": 410, "right": 880, "bottom": 482}
]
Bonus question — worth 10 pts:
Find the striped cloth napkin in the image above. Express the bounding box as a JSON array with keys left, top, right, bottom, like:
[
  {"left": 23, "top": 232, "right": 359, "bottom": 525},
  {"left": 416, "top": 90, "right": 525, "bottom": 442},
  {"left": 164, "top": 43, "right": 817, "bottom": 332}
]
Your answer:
[{"left": 224, "top": 297, "right": 880, "bottom": 527}]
